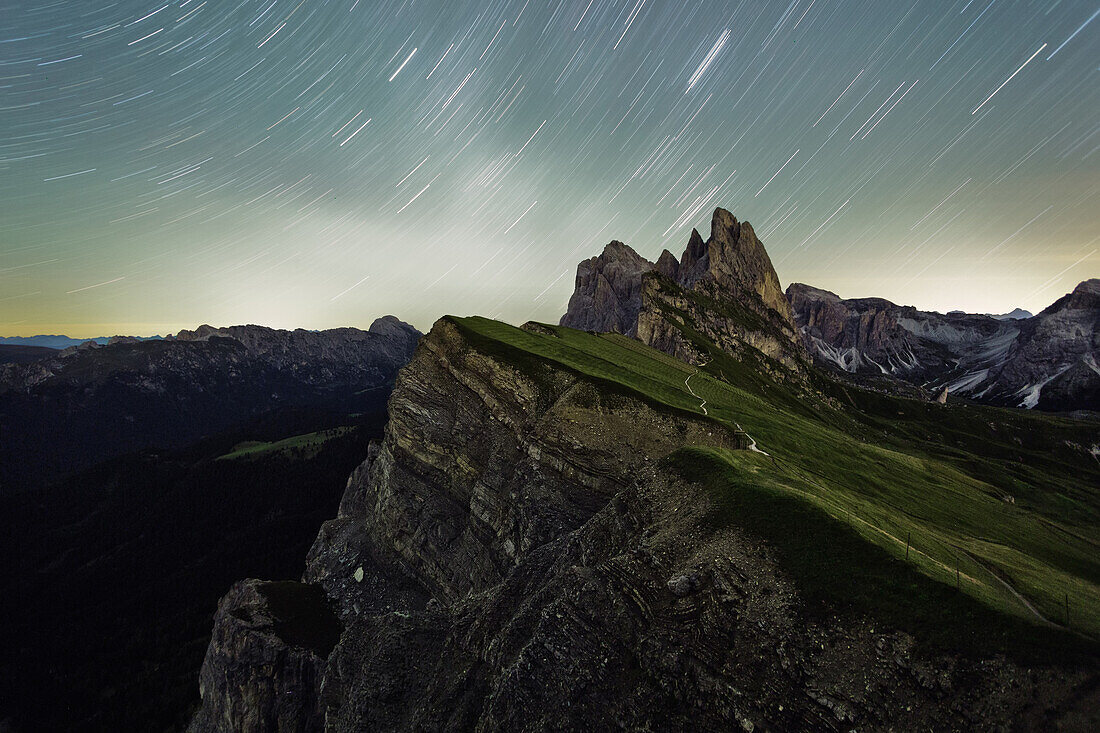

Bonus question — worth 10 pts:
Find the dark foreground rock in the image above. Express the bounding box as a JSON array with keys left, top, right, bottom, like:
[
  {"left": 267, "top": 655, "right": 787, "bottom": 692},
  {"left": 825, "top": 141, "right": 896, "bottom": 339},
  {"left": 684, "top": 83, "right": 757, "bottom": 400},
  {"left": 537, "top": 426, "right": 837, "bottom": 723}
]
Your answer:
[{"left": 189, "top": 580, "right": 339, "bottom": 733}]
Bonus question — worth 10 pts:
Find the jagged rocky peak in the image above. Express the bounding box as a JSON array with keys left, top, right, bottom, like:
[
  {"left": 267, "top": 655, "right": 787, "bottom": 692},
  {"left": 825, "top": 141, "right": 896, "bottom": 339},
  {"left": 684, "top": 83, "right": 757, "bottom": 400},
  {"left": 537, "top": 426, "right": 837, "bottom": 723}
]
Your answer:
[
  {"left": 560, "top": 207, "right": 798, "bottom": 332},
  {"left": 677, "top": 228, "right": 707, "bottom": 282},
  {"left": 559, "top": 239, "right": 655, "bottom": 334},
  {"left": 678, "top": 208, "right": 794, "bottom": 323},
  {"left": 655, "top": 248, "right": 679, "bottom": 279},
  {"left": 559, "top": 206, "right": 807, "bottom": 371}
]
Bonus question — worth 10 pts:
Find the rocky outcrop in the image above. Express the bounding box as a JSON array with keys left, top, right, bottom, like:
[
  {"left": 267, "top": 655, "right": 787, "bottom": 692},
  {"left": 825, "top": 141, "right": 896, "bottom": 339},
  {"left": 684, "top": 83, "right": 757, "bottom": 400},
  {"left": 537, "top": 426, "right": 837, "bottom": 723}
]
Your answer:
[
  {"left": 561, "top": 207, "right": 807, "bottom": 372},
  {"left": 303, "top": 318, "right": 742, "bottom": 610},
  {"left": 192, "top": 317, "right": 1098, "bottom": 731},
  {"left": 0, "top": 317, "right": 422, "bottom": 492},
  {"left": 559, "top": 241, "right": 655, "bottom": 335},
  {"left": 189, "top": 580, "right": 340, "bottom": 733},
  {"left": 788, "top": 281, "right": 1100, "bottom": 411},
  {"left": 677, "top": 209, "right": 793, "bottom": 323}
]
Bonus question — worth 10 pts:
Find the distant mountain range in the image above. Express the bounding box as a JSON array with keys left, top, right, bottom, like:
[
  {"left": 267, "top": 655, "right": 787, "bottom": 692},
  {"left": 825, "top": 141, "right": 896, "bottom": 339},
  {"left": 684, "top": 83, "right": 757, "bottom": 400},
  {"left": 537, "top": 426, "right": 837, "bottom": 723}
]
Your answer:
[
  {"left": 789, "top": 281, "right": 1099, "bottom": 411},
  {"left": 560, "top": 209, "right": 1098, "bottom": 413},
  {"left": 0, "top": 317, "right": 421, "bottom": 492},
  {"left": 0, "top": 334, "right": 163, "bottom": 349}
]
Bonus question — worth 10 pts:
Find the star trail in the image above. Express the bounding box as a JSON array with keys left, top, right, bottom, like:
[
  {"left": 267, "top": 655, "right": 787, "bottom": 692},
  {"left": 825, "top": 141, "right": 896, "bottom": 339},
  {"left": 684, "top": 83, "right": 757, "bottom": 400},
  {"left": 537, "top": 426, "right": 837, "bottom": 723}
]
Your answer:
[{"left": 1, "top": 0, "right": 1097, "bottom": 336}]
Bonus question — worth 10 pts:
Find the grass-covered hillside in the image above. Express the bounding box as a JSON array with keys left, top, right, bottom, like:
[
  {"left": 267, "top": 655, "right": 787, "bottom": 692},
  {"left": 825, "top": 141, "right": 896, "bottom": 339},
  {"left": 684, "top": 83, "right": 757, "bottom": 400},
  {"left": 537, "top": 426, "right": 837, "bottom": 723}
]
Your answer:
[
  {"left": 218, "top": 427, "right": 355, "bottom": 461},
  {"left": 448, "top": 315, "right": 1100, "bottom": 653}
]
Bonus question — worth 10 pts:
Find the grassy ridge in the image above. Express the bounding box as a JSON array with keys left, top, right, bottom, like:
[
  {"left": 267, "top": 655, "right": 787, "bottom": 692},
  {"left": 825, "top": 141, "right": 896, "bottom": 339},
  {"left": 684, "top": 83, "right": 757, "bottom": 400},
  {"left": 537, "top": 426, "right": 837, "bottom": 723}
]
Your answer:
[
  {"left": 447, "top": 316, "right": 1100, "bottom": 648},
  {"left": 665, "top": 447, "right": 1092, "bottom": 662}
]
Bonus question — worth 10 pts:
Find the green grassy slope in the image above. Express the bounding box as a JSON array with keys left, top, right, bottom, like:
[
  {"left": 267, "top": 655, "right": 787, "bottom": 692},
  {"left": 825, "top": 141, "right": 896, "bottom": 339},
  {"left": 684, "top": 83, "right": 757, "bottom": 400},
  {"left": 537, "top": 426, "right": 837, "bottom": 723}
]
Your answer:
[
  {"left": 218, "top": 427, "right": 354, "bottom": 461},
  {"left": 447, "top": 316, "right": 1100, "bottom": 652}
]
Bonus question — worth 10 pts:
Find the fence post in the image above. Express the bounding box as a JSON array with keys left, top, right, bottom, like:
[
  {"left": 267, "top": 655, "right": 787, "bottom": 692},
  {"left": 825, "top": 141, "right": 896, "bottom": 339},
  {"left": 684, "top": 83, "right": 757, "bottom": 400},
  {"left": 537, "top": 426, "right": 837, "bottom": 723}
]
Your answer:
[
  {"left": 905, "top": 531, "right": 910, "bottom": 561},
  {"left": 955, "top": 556, "right": 960, "bottom": 591}
]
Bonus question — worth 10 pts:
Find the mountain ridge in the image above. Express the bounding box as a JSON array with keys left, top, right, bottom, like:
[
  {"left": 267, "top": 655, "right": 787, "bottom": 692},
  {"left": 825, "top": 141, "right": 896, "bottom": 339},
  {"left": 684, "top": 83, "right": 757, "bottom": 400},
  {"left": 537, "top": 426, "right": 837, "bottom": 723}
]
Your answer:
[
  {"left": 0, "top": 316, "right": 422, "bottom": 492},
  {"left": 558, "top": 206, "right": 1096, "bottom": 411},
  {"left": 788, "top": 280, "right": 1099, "bottom": 411},
  {"left": 189, "top": 314, "right": 1100, "bottom": 731}
]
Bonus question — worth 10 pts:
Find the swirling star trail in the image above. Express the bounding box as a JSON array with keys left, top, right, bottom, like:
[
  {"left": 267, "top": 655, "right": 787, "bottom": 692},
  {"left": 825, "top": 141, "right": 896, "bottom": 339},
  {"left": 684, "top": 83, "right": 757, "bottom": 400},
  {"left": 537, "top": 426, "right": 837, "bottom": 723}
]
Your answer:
[{"left": 1, "top": 1, "right": 1097, "bottom": 335}]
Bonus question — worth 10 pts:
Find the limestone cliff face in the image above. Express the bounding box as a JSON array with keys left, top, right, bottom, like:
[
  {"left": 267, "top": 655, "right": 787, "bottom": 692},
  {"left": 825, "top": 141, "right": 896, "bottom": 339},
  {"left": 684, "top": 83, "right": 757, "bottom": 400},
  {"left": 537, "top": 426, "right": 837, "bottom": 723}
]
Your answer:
[
  {"left": 560, "top": 207, "right": 807, "bottom": 372},
  {"left": 191, "top": 319, "right": 1097, "bottom": 731},
  {"left": 558, "top": 241, "right": 655, "bottom": 335},
  {"left": 994, "top": 279, "right": 1100, "bottom": 410},
  {"left": 305, "top": 318, "right": 740, "bottom": 610}
]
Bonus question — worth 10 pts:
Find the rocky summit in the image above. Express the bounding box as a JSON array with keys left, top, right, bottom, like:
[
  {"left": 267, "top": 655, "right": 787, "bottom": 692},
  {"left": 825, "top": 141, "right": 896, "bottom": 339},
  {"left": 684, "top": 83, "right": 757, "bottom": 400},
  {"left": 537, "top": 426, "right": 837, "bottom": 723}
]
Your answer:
[
  {"left": 559, "top": 240, "right": 655, "bottom": 335},
  {"left": 561, "top": 207, "right": 808, "bottom": 372}
]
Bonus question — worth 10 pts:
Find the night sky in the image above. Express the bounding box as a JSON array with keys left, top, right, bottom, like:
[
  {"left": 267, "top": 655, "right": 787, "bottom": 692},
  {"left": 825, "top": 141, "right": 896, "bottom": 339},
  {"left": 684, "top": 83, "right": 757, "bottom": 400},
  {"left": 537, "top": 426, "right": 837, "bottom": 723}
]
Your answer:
[{"left": 2, "top": 1, "right": 1097, "bottom": 337}]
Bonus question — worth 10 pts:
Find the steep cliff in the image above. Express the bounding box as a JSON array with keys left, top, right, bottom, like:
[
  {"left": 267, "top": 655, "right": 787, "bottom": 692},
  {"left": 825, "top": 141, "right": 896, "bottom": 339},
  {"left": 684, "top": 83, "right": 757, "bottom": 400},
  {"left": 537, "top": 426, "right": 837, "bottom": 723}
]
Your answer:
[
  {"left": 559, "top": 241, "right": 655, "bottom": 335},
  {"left": 190, "top": 580, "right": 339, "bottom": 733},
  {"left": 192, "top": 316, "right": 1100, "bottom": 731}
]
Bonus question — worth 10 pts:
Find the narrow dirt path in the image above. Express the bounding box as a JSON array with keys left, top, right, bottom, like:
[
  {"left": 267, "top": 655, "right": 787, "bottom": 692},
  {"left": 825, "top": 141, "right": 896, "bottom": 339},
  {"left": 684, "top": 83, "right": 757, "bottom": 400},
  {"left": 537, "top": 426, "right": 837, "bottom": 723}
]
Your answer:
[
  {"left": 684, "top": 360, "right": 710, "bottom": 416},
  {"left": 962, "top": 550, "right": 1067, "bottom": 629},
  {"left": 734, "top": 421, "right": 768, "bottom": 455}
]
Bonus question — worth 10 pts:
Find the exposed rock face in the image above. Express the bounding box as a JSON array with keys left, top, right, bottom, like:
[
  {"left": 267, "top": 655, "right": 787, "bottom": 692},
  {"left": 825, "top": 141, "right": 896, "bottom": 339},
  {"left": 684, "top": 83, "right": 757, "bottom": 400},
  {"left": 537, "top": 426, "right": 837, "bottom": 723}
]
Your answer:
[
  {"left": 560, "top": 208, "right": 807, "bottom": 371},
  {"left": 788, "top": 281, "right": 1100, "bottom": 411},
  {"left": 677, "top": 209, "right": 793, "bottom": 323},
  {"left": 192, "top": 318, "right": 1097, "bottom": 731},
  {"left": 304, "top": 318, "right": 742, "bottom": 610},
  {"left": 993, "top": 279, "right": 1100, "bottom": 410},
  {"left": 559, "top": 241, "right": 655, "bottom": 335},
  {"left": 189, "top": 580, "right": 340, "bottom": 733},
  {"left": 0, "top": 317, "right": 421, "bottom": 492}
]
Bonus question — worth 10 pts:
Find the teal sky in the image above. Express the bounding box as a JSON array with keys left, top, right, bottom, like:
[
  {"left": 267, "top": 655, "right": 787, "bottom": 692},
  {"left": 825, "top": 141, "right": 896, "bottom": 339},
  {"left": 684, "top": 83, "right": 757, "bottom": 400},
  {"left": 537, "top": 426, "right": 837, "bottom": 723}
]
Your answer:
[{"left": 2, "top": 0, "right": 1097, "bottom": 336}]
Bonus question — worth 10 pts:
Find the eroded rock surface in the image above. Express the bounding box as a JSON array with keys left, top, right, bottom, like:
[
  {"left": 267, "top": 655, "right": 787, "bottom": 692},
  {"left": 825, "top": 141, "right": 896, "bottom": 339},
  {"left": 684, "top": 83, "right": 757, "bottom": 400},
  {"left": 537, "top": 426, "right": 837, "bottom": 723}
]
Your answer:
[
  {"left": 189, "top": 580, "right": 340, "bottom": 733},
  {"left": 559, "top": 241, "right": 656, "bottom": 335}
]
